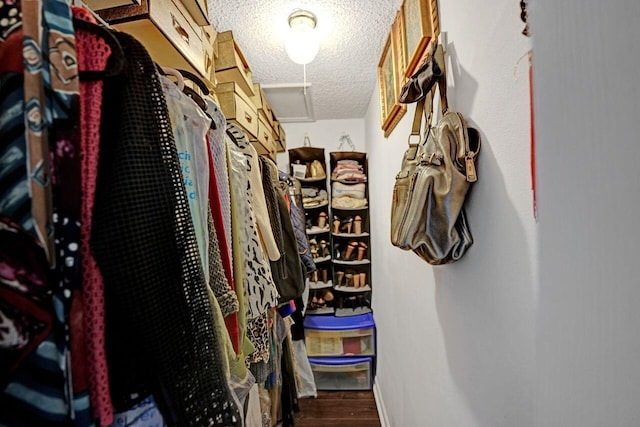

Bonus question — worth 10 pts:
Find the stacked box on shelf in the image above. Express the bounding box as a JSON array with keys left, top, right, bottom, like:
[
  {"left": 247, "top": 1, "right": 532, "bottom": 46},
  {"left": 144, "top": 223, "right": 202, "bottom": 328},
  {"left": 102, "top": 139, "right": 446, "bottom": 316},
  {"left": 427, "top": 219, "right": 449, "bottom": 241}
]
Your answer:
[
  {"left": 216, "top": 81, "right": 258, "bottom": 140},
  {"left": 250, "top": 83, "right": 278, "bottom": 158},
  {"left": 304, "top": 313, "right": 376, "bottom": 390},
  {"left": 96, "top": 0, "right": 217, "bottom": 89},
  {"left": 215, "top": 31, "right": 255, "bottom": 97},
  {"left": 215, "top": 31, "right": 283, "bottom": 159}
]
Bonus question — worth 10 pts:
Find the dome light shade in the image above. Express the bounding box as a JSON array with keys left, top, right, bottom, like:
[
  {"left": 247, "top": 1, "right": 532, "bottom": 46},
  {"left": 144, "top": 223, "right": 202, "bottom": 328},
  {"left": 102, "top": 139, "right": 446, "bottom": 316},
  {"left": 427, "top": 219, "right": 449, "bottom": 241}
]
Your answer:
[{"left": 285, "top": 10, "right": 319, "bottom": 65}]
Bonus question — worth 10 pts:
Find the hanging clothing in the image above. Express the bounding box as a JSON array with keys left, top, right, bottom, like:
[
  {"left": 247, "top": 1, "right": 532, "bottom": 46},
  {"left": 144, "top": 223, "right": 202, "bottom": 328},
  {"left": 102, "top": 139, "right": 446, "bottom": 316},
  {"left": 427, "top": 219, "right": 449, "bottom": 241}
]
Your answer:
[
  {"left": 22, "top": 0, "right": 80, "bottom": 265},
  {"left": 226, "top": 125, "right": 280, "bottom": 367},
  {"left": 160, "top": 74, "right": 212, "bottom": 277},
  {"left": 0, "top": 2, "right": 103, "bottom": 425},
  {"left": 226, "top": 125, "right": 279, "bottom": 319},
  {"left": 227, "top": 126, "right": 280, "bottom": 263},
  {"left": 206, "top": 134, "right": 240, "bottom": 353},
  {"left": 206, "top": 206, "right": 239, "bottom": 318},
  {"left": 74, "top": 7, "right": 115, "bottom": 424},
  {"left": 91, "top": 31, "right": 239, "bottom": 426},
  {"left": 207, "top": 100, "right": 234, "bottom": 264},
  {"left": 260, "top": 157, "right": 305, "bottom": 303},
  {"left": 278, "top": 171, "right": 316, "bottom": 275},
  {"left": 227, "top": 137, "right": 257, "bottom": 375},
  {"left": 246, "top": 312, "right": 271, "bottom": 365}
]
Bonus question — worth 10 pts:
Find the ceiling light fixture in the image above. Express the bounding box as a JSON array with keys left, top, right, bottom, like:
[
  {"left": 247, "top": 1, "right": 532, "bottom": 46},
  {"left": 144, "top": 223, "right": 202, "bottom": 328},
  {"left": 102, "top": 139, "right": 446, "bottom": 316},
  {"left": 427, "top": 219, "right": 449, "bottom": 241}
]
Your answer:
[{"left": 285, "top": 10, "right": 319, "bottom": 65}]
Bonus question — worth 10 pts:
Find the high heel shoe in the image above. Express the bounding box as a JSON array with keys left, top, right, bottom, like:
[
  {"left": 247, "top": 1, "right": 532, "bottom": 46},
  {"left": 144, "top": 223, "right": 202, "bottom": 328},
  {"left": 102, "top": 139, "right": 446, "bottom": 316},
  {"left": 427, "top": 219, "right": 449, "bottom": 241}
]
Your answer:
[
  {"left": 319, "top": 240, "right": 330, "bottom": 258},
  {"left": 335, "top": 271, "right": 345, "bottom": 287},
  {"left": 345, "top": 273, "right": 354, "bottom": 287},
  {"left": 309, "top": 239, "right": 318, "bottom": 259},
  {"left": 353, "top": 215, "right": 362, "bottom": 234},
  {"left": 322, "top": 289, "right": 334, "bottom": 303},
  {"left": 359, "top": 272, "right": 366, "bottom": 287},
  {"left": 333, "top": 216, "right": 341, "bottom": 234},
  {"left": 344, "top": 241, "right": 358, "bottom": 260},
  {"left": 318, "top": 212, "right": 327, "bottom": 229},
  {"left": 333, "top": 243, "right": 342, "bottom": 260},
  {"left": 353, "top": 273, "right": 361, "bottom": 288},
  {"left": 340, "top": 217, "right": 353, "bottom": 234},
  {"left": 357, "top": 242, "right": 368, "bottom": 261}
]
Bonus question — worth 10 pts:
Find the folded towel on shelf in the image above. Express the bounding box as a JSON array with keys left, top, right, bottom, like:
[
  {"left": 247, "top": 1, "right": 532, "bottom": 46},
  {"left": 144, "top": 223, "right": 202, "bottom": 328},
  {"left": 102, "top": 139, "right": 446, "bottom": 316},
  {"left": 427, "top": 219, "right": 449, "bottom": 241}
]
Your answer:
[
  {"left": 333, "top": 170, "right": 367, "bottom": 182},
  {"left": 337, "top": 159, "right": 359, "bottom": 166},
  {"left": 302, "top": 187, "right": 328, "bottom": 208},
  {"left": 332, "top": 182, "right": 366, "bottom": 200},
  {"left": 331, "top": 197, "right": 368, "bottom": 209}
]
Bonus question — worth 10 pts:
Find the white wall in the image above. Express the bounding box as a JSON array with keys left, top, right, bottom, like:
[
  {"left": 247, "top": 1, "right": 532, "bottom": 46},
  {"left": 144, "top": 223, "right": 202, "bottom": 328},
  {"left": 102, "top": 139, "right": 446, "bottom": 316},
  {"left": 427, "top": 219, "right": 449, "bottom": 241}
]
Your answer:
[
  {"left": 533, "top": 1, "right": 640, "bottom": 426},
  {"left": 276, "top": 119, "right": 366, "bottom": 170},
  {"left": 364, "top": 0, "right": 535, "bottom": 425}
]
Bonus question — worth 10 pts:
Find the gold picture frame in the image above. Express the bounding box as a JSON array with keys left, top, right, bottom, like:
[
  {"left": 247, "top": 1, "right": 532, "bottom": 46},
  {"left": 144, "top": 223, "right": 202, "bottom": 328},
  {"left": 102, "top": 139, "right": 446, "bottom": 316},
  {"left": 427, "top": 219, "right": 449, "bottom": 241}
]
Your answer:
[
  {"left": 402, "top": 0, "right": 439, "bottom": 78},
  {"left": 378, "top": 12, "right": 407, "bottom": 138}
]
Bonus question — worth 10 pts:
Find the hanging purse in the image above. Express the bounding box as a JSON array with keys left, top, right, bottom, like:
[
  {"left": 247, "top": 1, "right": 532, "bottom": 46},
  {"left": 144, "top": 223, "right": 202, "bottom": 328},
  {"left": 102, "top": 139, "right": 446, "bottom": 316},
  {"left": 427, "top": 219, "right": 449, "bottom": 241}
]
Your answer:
[{"left": 390, "top": 45, "right": 481, "bottom": 265}]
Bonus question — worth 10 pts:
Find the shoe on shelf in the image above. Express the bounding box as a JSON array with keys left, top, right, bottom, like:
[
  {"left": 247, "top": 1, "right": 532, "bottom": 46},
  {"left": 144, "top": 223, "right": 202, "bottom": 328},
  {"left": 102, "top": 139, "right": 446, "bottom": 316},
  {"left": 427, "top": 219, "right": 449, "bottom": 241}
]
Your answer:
[
  {"left": 333, "top": 216, "right": 341, "bottom": 234},
  {"left": 319, "top": 240, "right": 330, "bottom": 257},
  {"left": 344, "top": 241, "right": 358, "bottom": 260},
  {"left": 357, "top": 242, "right": 368, "bottom": 261},
  {"left": 321, "top": 268, "right": 328, "bottom": 283},
  {"left": 309, "top": 239, "right": 318, "bottom": 259},
  {"left": 359, "top": 272, "right": 367, "bottom": 287},
  {"left": 340, "top": 217, "right": 354, "bottom": 234},
  {"left": 345, "top": 273, "right": 354, "bottom": 287},
  {"left": 353, "top": 273, "right": 361, "bottom": 288},
  {"left": 318, "top": 212, "right": 328, "bottom": 228},
  {"left": 321, "top": 289, "right": 334, "bottom": 302},
  {"left": 353, "top": 215, "right": 363, "bottom": 234},
  {"left": 333, "top": 243, "right": 342, "bottom": 260},
  {"left": 335, "top": 271, "right": 345, "bottom": 287}
]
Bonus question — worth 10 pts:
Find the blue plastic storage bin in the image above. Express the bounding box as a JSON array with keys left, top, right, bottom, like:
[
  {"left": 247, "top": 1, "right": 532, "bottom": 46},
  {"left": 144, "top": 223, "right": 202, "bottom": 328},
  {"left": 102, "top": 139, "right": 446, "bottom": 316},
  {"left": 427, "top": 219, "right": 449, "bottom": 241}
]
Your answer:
[
  {"left": 304, "top": 313, "right": 375, "bottom": 357},
  {"left": 308, "top": 356, "right": 373, "bottom": 391}
]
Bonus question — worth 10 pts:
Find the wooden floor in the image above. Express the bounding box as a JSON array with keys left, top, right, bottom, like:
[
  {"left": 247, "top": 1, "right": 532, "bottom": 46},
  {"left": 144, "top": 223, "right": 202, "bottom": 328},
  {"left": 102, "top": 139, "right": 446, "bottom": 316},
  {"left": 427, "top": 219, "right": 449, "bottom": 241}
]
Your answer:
[{"left": 294, "top": 391, "right": 381, "bottom": 427}]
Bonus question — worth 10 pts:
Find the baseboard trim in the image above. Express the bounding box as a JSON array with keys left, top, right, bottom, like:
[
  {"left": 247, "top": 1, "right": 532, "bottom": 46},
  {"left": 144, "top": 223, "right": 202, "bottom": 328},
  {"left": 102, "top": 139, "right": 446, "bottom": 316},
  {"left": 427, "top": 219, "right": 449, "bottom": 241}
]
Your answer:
[{"left": 373, "top": 378, "right": 391, "bottom": 427}]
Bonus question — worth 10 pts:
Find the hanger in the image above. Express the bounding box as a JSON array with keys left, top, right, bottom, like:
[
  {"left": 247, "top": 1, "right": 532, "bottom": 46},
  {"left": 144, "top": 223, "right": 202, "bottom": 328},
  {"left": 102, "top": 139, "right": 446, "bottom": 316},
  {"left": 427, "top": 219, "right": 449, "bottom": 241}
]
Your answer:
[
  {"left": 159, "top": 66, "right": 185, "bottom": 91},
  {"left": 176, "top": 69, "right": 210, "bottom": 96},
  {"left": 337, "top": 133, "right": 355, "bottom": 151},
  {"left": 156, "top": 66, "right": 216, "bottom": 129},
  {"left": 183, "top": 86, "right": 208, "bottom": 112},
  {"left": 174, "top": 69, "right": 216, "bottom": 128}
]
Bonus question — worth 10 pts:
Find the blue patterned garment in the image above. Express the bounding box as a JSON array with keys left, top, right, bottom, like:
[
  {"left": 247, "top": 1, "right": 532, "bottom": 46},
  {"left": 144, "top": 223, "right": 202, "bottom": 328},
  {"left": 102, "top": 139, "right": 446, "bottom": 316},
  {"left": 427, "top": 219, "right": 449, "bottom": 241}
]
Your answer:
[{"left": 0, "top": 1, "right": 91, "bottom": 426}]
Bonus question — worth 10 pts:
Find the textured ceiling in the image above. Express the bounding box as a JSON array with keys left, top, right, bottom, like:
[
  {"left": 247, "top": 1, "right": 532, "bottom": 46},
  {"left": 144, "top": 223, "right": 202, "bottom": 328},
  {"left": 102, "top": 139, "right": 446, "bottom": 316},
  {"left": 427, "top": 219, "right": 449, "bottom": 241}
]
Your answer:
[{"left": 207, "top": 0, "right": 403, "bottom": 121}]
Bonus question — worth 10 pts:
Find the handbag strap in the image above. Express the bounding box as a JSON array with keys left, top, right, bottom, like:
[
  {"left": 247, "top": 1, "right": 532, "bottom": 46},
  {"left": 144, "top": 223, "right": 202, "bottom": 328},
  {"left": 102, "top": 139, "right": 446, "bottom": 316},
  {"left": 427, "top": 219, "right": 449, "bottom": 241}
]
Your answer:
[{"left": 408, "top": 44, "right": 448, "bottom": 147}]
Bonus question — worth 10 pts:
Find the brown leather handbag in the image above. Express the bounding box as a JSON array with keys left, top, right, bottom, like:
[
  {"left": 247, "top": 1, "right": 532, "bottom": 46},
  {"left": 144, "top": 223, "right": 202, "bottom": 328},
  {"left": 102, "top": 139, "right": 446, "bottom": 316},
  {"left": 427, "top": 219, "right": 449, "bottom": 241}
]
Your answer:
[{"left": 390, "top": 50, "right": 481, "bottom": 265}]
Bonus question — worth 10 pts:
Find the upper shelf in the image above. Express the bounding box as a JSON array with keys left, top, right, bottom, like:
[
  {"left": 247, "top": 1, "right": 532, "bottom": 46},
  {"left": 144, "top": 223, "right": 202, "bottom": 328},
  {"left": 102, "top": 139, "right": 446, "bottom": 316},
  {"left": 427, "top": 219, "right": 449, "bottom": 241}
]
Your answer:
[
  {"left": 331, "top": 205, "right": 368, "bottom": 211},
  {"left": 304, "top": 201, "right": 329, "bottom": 210},
  {"left": 332, "top": 232, "right": 370, "bottom": 238},
  {"left": 331, "top": 178, "right": 367, "bottom": 184},
  {"left": 298, "top": 176, "right": 327, "bottom": 183}
]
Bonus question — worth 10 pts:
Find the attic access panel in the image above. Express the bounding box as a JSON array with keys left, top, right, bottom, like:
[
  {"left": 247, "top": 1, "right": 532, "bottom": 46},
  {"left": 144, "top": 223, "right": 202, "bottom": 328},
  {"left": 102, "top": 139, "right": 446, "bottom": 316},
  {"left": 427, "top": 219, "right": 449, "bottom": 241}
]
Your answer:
[{"left": 261, "top": 83, "right": 315, "bottom": 123}]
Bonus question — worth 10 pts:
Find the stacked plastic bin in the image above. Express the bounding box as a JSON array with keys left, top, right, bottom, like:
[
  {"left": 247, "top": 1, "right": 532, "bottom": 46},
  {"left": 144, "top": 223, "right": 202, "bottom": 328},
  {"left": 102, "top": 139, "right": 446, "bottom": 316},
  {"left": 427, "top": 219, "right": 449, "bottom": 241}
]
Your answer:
[{"left": 304, "top": 312, "right": 376, "bottom": 390}]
